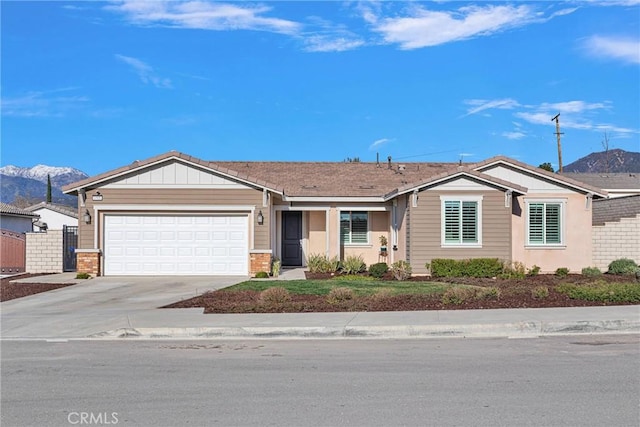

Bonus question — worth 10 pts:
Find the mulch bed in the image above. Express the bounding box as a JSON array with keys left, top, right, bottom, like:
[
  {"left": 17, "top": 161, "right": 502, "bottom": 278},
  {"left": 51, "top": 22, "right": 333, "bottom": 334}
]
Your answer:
[
  {"left": 165, "top": 273, "right": 639, "bottom": 314},
  {"left": 0, "top": 274, "right": 75, "bottom": 302}
]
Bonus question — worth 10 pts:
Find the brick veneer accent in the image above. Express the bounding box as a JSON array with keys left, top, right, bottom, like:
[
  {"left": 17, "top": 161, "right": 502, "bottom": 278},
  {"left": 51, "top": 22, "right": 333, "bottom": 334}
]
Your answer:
[
  {"left": 250, "top": 251, "right": 271, "bottom": 276},
  {"left": 77, "top": 251, "right": 100, "bottom": 276},
  {"left": 26, "top": 230, "right": 63, "bottom": 273}
]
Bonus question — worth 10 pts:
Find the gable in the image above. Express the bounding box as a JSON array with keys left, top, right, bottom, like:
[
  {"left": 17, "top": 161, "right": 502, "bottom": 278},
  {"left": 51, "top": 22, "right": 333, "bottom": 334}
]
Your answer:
[
  {"left": 101, "top": 160, "right": 249, "bottom": 189},
  {"left": 480, "top": 165, "right": 577, "bottom": 194},
  {"left": 422, "top": 177, "right": 497, "bottom": 192}
]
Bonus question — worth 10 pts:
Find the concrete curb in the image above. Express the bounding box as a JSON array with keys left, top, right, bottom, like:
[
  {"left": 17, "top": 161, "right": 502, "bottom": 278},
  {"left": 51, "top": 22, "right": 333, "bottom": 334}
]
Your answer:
[{"left": 89, "top": 319, "right": 640, "bottom": 340}]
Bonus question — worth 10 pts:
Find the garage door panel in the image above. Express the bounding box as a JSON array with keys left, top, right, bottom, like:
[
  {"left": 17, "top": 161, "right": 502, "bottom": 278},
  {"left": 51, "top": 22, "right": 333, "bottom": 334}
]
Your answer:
[{"left": 104, "top": 214, "right": 248, "bottom": 276}]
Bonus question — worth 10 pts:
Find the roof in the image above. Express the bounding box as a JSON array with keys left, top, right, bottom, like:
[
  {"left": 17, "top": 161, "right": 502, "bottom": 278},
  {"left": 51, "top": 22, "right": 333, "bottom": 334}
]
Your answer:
[
  {"left": 0, "top": 202, "right": 40, "bottom": 218},
  {"left": 472, "top": 156, "right": 608, "bottom": 197},
  {"left": 26, "top": 202, "right": 78, "bottom": 219},
  {"left": 592, "top": 195, "right": 640, "bottom": 226},
  {"left": 561, "top": 172, "right": 640, "bottom": 191}
]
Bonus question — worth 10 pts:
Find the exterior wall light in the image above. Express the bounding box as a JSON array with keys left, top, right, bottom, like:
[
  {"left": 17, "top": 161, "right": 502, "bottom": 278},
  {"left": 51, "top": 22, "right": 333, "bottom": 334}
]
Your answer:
[
  {"left": 257, "top": 210, "right": 264, "bottom": 225},
  {"left": 83, "top": 210, "right": 92, "bottom": 224}
]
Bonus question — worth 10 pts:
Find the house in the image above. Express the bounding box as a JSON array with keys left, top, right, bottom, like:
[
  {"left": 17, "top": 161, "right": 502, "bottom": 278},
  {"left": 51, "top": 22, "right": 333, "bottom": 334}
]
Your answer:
[
  {"left": 62, "top": 151, "right": 606, "bottom": 277},
  {"left": 562, "top": 172, "right": 640, "bottom": 198},
  {"left": 0, "top": 202, "right": 39, "bottom": 273},
  {"left": 26, "top": 202, "right": 78, "bottom": 231}
]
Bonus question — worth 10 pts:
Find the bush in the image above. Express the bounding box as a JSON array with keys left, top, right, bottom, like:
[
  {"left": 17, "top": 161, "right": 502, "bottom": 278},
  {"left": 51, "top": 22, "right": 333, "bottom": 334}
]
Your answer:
[
  {"left": 442, "top": 286, "right": 501, "bottom": 305},
  {"left": 430, "top": 258, "right": 504, "bottom": 278},
  {"left": 499, "top": 261, "right": 526, "bottom": 279},
  {"left": 557, "top": 281, "right": 640, "bottom": 303},
  {"left": 527, "top": 265, "right": 541, "bottom": 276},
  {"left": 369, "top": 262, "right": 388, "bottom": 278},
  {"left": 75, "top": 272, "right": 90, "bottom": 279},
  {"left": 271, "top": 257, "right": 281, "bottom": 278},
  {"left": 581, "top": 266, "right": 602, "bottom": 277},
  {"left": 306, "top": 253, "right": 341, "bottom": 273},
  {"left": 342, "top": 255, "right": 366, "bottom": 275},
  {"left": 390, "top": 260, "right": 412, "bottom": 281},
  {"left": 258, "top": 287, "right": 291, "bottom": 307},
  {"left": 326, "top": 287, "right": 354, "bottom": 304},
  {"left": 477, "top": 287, "right": 501, "bottom": 300},
  {"left": 254, "top": 271, "right": 269, "bottom": 279},
  {"left": 608, "top": 258, "right": 639, "bottom": 275},
  {"left": 555, "top": 267, "right": 569, "bottom": 277},
  {"left": 531, "top": 286, "right": 549, "bottom": 299}
]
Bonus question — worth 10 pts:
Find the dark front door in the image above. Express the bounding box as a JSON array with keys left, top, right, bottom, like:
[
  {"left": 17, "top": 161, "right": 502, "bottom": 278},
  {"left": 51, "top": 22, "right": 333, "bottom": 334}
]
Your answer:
[
  {"left": 63, "top": 225, "right": 78, "bottom": 272},
  {"left": 281, "top": 211, "right": 302, "bottom": 266}
]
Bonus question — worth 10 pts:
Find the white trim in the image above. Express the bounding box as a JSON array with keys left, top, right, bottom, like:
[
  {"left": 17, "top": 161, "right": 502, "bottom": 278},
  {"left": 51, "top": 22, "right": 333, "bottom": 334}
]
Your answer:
[
  {"left": 338, "top": 210, "right": 370, "bottom": 246},
  {"left": 524, "top": 198, "right": 566, "bottom": 247},
  {"left": 325, "top": 209, "right": 330, "bottom": 258},
  {"left": 393, "top": 171, "right": 524, "bottom": 198},
  {"left": 102, "top": 184, "right": 249, "bottom": 189},
  {"left": 274, "top": 206, "right": 330, "bottom": 212},
  {"left": 94, "top": 204, "right": 255, "bottom": 211},
  {"left": 75, "top": 249, "right": 101, "bottom": 253},
  {"left": 337, "top": 206, "right": 391, "bottom": 212},
  {"left": 249, "top": 249, "right": 273, "bottom": 254},
  {"left": 283, "top": 196, "right": 385, "bottom": 203},
  {"left": 439, "top": 195, "right": 483, "bottom": 248}
]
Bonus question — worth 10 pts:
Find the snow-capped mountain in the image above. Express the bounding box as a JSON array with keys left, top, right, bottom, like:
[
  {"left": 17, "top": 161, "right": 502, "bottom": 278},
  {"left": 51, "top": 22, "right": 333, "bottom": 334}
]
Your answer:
[{"left": 0, "top": 164, "right": 88, "bottom": 207}]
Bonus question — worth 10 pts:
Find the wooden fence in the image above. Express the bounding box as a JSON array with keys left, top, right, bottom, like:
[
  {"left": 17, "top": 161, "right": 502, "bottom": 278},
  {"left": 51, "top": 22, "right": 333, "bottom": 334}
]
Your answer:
[{"left": 1, "top": 229, "right": 26, "bottom": 273}]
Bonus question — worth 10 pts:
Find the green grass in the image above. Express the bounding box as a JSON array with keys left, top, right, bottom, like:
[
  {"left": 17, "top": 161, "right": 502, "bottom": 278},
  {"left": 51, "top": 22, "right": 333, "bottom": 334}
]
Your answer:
[{"left": 226, "top": 279, "right": 454, "bottom": 296}]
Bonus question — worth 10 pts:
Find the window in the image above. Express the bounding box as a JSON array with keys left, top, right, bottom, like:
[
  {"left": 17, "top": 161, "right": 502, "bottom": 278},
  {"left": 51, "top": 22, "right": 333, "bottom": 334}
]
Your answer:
[
  {"left": 340, "top": 211, "right": 368, "bottom": 244},
  {"left": 441, "top": 196, "right": 482, "bottom": 247},
  {"left": 527, "top": 202, "right": 562, "bottom": 245}
]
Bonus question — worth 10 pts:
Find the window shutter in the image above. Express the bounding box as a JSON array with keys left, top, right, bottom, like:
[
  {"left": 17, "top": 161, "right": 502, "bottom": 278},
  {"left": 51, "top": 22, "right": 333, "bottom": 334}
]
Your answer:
[
  {"left": 545, "top": 204, "right": 561, "bottom": 244},
  {"left": 529, "top": 204, "right": 544, "bottom": 244},
  {"left": 461, "top": 201, "right": 477, "bottom": 243},
  {"left": 444, "top": 201, "right": 460, "bottom": 243}
]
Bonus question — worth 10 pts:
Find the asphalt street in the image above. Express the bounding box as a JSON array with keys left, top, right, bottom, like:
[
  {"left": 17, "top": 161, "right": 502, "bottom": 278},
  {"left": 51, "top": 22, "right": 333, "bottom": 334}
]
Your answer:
[{"left": 2, "top": 335, "right": 639, "bottom": 427}]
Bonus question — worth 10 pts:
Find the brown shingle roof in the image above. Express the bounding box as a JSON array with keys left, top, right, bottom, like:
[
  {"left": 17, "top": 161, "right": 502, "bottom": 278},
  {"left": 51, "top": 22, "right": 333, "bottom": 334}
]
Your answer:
[
  {"left": 26, "top": 202, "right": 78, "bottom": 219},
  {"left": 592, "top": 195, "right": 640, "bottom": 226},
  {"left": 0, "top": 202, "right": 40, "bottom": 218}
]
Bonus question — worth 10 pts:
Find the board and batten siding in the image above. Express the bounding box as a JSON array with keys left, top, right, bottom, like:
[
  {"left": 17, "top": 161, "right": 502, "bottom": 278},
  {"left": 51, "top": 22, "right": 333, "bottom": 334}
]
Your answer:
[
  {"left": 77, "top": 188, "right": 268, "bottom": 250},
  {"left": 408, "top": 190, "right": 512, "bottom": 274}
]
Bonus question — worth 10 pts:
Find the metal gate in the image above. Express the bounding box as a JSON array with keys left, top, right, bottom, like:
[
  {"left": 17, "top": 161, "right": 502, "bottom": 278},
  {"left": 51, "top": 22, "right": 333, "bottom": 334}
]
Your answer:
[{"left": 63, "top": 225, "right": 78, "bottom": 272}]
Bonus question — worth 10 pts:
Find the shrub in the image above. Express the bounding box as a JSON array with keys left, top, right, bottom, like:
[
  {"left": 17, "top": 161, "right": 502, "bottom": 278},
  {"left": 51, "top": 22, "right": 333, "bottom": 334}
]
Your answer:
[
  {"left": 342, "top": 255, "right": 366, "bottom": 275},
  {"left": 369, "top": 262, "right": 388, "bottom": 278},
  {"left": 306, "top": 253, "right": 341, "bottom": 273},
  {"left": 258, "top": 287, "right": 291, "bottom": 307},
  {"left": 372, "top": 288, "right": 394, "bottom": 300},
  {"left": 531, "top": 286, "right": 549, "bottom": 299},
  {"left": 527, "top": 265, "right": 541, "bottom": 276},
  {"left": 557, "top": 281, "right": 640, "bottom": 303},
  {"left": 326, "top": 287, "right": 354, "bottom": 304},
  {"left": 390, "top": 260, "right": 412, "bottom": 281},
  {"left": 499, "top": 261, "right": 526, "bottom": 279},
  {"left": 555, "top": 267, "right": 569, "bottom": 277},
  {"left": 441, "top": 287, "right": 475, "bottom": 305},
  {"left": 581, "top": 266, "right": 602, "bottom": 277},
  {"left": 430, "top": 258, "right": 504, "bottom": 278},
  {"left": 254, "top": 271, "right": 269, "bottom": 279},
  {"left": 75, "top": 272, "right": 90, "bottom": 279},
  {"left": 607, "top": 258, "right": 639, "bottom": 275},
  {"left": 477, "top": 287, "right": 501, "bottom": 300},
  {"left": 271, "top": 257, "right": 281, "bottom": 278}
]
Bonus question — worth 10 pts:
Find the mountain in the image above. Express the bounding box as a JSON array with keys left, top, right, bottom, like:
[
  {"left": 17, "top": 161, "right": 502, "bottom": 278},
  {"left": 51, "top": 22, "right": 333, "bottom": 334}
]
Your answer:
[
  {"left": 0, "top": 164, "right": 88, "bottom": 207},
  {"left": 564, "top": 149, "right": 640, "bottom": 173}
]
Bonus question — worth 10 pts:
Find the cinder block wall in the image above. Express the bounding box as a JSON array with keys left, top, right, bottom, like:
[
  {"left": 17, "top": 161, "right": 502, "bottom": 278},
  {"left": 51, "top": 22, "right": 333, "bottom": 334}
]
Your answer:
[
  {"left": 592, "top": 215, "right": 640, "bottom": 270},
  {"left": 26, "top": 230, "right": 63, "bottom": 273}
]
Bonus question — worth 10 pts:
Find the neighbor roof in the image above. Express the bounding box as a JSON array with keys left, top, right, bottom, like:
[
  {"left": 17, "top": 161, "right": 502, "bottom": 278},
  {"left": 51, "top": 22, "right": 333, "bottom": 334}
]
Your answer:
[
  {"left": 26, "top": 202, "right": 78, "bottom": 219},
  {"left": 561, "top": 172, "right": 640, "bottom": 191},
  {"left": 592, "top": 195, "right": 640, "bottom": 226},
  {"left": 0, "top": 202, "right": 40, "bottom": 218}
]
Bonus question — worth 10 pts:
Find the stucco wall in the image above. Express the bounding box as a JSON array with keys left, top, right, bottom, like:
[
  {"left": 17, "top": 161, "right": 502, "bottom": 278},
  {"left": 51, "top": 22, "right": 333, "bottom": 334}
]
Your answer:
[
  {"left": 0, "top": 216, "right": 33, "bottom": 234},
  {"left": 32, "top": 208, "right": 77, "bottom": 230},
  {"left": 26, "top": 230, "right": 63, "bottom": 273},
  {"left": 592, "top": 214, "right": 640, "bottom": 270}
]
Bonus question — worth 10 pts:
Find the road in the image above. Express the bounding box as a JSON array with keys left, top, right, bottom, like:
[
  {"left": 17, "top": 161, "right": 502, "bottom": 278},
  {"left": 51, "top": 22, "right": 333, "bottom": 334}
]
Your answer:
[{"left": 2, "top": 336, "right": 639, "bottom": 427}]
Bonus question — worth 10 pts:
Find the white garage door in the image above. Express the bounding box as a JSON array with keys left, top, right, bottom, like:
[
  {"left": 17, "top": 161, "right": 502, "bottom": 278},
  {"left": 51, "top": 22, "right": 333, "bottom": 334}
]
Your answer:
[{"left": 104, "top": 215, "right": 248, "bottom": 276}]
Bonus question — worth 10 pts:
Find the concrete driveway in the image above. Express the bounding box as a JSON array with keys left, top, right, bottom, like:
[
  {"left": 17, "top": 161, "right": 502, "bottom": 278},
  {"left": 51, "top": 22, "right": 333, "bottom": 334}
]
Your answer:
[{"left": 1, "top": 275, "right": 246, "bottom": 339}]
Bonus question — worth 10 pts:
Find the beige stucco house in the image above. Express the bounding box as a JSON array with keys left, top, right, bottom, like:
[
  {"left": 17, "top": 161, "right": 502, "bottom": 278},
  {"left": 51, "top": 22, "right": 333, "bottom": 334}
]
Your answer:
[{"left": 62, "top": 151, "right": 606, "bottom": 276}]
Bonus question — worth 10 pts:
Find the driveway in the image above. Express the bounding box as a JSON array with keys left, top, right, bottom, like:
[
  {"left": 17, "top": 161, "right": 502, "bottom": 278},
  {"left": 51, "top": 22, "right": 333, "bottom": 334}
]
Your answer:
[{"left": 0, "top": 276, "right": 245, "bottom": 339}]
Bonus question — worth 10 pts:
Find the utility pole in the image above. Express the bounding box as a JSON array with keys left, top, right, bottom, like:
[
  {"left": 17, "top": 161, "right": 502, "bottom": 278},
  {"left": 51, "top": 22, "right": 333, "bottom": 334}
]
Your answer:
[{"left": 551, "top": 113, "right": 564, "bottom": 173}]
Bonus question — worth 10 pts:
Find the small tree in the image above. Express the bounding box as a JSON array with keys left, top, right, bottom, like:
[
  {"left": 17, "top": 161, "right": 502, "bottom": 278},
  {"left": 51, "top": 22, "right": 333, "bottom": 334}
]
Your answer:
[
  {"left": 46, "top": 174, "right": 52, "bottom": 203},
  {"left": 538, "top": 162, "right": 554, "bottom": 173}
]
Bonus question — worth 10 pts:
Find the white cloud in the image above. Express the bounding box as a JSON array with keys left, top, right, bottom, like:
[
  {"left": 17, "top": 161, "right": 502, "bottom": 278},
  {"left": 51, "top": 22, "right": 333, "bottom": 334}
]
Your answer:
[
  {"left": 115, "top": 54, "right": 172, "bottom": 88},
  {"left": 1, "top": 88, "right": 89, "bottom": 117},
  {"left": 371, "top": 4, "right": 541, "bottom": 49},
  {"left": 502, "top": 131, "right": 526, "bottom": 140},
  {"left": 369, "top": 138, "right": 392, "bottom": 150},
  {"left": 463, "top": 98, "right": 520, "bottom": 116},
  {"left": 583, "top": 35, "right": 640, "bottom": 64},
  {"left": 304, "top": 35, "right": 365, "bottom": 52},
  {"left": 106, "top": 0, "right": 301, "bottom": 35}
]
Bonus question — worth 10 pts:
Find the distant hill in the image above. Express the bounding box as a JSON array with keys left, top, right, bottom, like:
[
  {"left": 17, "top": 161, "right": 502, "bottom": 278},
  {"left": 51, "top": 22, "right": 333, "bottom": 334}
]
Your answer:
[
  {"left": 564, "top": 149, "right": 640, "bottom": 173},
  {"left": 0, "top": 164, "right": 88, "bottom": 207}
]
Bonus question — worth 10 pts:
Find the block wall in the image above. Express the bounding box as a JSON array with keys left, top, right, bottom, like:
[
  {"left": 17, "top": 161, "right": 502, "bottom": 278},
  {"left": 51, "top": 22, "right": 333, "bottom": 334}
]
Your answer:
[
  {"left": 26, "top": 230, "right": 63, "bottom": 273},
  {"left": 592, "top": 215, "right": 640, "bottom": 270}
]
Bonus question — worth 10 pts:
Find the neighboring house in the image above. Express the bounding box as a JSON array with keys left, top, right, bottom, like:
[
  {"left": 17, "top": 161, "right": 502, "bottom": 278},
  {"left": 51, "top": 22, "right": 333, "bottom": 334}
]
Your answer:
[
  {"left": 26, "top": 202, "right": 78, "bottom": 231},
  {"left": 0, "top": 202, "right": 39, "bottom": 273},
  {"left": 62, "top": 151, "right": 606, "bottom": 277},
  {"left": 562, "top": 172, "right": 640, "bottom": 198},
  {"left": 591, "top": 195, "right": 640, "bottom": 270}
]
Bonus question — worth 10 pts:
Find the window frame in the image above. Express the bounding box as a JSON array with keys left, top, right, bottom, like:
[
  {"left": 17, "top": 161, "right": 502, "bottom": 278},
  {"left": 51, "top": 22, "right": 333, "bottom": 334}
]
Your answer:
[
  {"left": 440, "top": 195, "right": 483, "bottom": 248},
  {"left": 525, "top": 199, "right": 566, "bottom": 247},
  {"left": 339, "top": 211, "right": 370, "bottom": 246}
]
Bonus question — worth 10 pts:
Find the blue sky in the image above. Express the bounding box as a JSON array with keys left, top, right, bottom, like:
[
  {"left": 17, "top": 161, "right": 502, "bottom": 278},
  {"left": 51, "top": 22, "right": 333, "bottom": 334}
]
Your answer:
[{"left": 2, "top": 1, "right": 639, "bottom": 176}]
